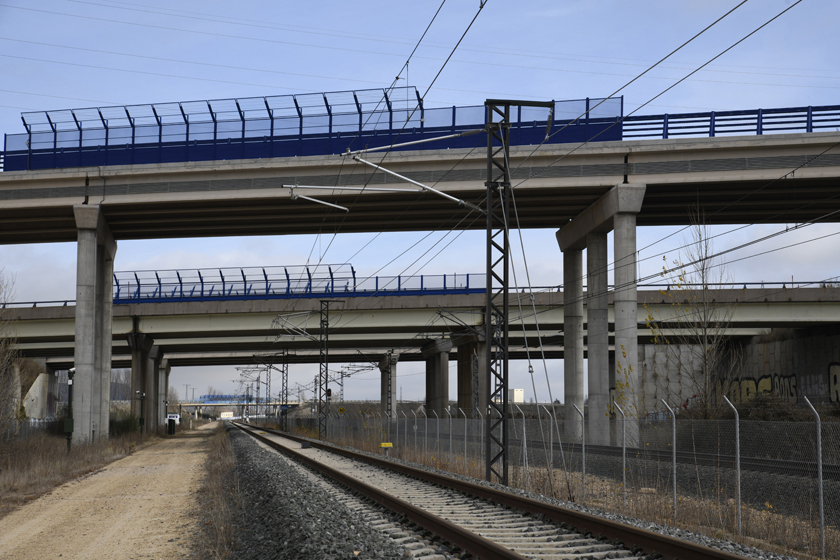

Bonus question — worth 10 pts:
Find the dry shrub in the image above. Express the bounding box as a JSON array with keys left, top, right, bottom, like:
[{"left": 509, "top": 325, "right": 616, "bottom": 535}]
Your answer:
[
  {"left": 195, "top": 423, "right": 239, "bottom": 560},
  {"left": 0, "top": 430, "right": 148, "bottom": 520}
]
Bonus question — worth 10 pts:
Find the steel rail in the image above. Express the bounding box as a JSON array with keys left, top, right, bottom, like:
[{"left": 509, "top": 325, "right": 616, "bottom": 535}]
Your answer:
[
  {"left": 233, "top": 422, "right": 530, "bottom": 560},
  {"left": 242, "top": 423, "right": 749, "bottom": 560}
]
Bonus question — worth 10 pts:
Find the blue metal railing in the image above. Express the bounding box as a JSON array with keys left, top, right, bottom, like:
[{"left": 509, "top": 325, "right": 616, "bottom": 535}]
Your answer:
[
  {"left": 622, "top": 105, "right": 840, "bottom": 139},
  {"left": 109, "top": 264, "right": 484, "bottom": 304},
  {"left": 0, "top": 88, "right": 622, "bottom": 171},
  {"left": 3, "top": 279, "right": 830, "bottom": 309}
]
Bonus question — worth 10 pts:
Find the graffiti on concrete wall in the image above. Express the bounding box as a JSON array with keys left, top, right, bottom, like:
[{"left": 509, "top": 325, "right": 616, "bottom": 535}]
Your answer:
[
  {"left": 717, "top": 363, "right": 840, "bottom": 403},
  {"left": 715, "top": 374, "right": 798, "bottom": 403}
]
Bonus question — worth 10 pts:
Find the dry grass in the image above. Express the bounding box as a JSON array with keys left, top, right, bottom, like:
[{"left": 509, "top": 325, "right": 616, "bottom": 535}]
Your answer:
[
  {"left": 310, "top": 424, "right": 837, "bottom": 560},
  {"left": 0, "top": 430, "right": 151, "bottom": 520},
  {"left": 195, "top": 423, "right": 239, "bottom": 560}
]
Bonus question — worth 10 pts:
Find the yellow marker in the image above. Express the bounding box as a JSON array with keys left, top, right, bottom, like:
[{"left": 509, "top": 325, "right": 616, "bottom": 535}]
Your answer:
[{"left": 380, "top": 442, "right": 393, "bottom": 448}]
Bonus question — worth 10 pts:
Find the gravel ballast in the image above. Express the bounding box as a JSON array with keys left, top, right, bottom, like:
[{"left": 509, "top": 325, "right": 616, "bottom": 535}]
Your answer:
[
  {"left": 229, "top": 426, "right": 407, "bottom": 559},
  {"left": 320, "top": 437, "right": 801, "bottom": 560}
]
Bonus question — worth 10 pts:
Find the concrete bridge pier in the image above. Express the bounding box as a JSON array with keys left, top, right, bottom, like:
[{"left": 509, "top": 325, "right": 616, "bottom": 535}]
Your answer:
[
  {"left": 379, "top": 353, "right": 397, "bottom": 419},
  {"left": 127, "top": 334, "right": 161, "bottom": 432},
  {"left": 422, "top": 339, "right": 452, "bottom": 417},
  {"left": 159, "top": 358, "right": 170, "bottom": 425},
  {"left": 562, "top": 249, "right": 584, "bottom": 442},
  {"left": 453, "top": 334, "right": 486, "bottom": 418},
  {"left": 72, "top": 204, "right": 116, "bottom": 443},
  {"left": 614, "top": 211, "right": 640, "bottom": 444},
  {"left": 557, "top": 184, "right": 646, "bottom": 445},
  {"left": 587, "top": 231, "right": 610, "bottom": 445},
  {"left": 147, "top": 346, "right": 162, "bottom": 432}
]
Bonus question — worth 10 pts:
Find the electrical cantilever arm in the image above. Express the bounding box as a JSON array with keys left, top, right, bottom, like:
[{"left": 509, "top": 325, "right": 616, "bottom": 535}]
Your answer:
[{"left": 352, "top": 156, "right": 485, "bottom": 214}]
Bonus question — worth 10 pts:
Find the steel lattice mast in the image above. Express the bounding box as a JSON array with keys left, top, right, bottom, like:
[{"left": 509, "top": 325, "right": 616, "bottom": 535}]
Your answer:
[{"left": 484, "top": 99, "right": 554, "bottom": 485}]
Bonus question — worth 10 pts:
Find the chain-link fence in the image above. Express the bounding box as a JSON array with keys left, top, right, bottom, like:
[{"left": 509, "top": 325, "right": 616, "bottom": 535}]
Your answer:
[{"left": 277, "top": 401, "right": 838, "bottom": 559}]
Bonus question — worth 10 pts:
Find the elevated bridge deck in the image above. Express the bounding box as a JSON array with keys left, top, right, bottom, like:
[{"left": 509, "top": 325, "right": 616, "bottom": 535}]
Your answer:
[{"left": 10, "top": 285, "right": 840, "bottom": 369}]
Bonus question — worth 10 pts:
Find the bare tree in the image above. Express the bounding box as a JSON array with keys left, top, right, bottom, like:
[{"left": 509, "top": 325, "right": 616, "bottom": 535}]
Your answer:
[
  {"left": 644, "top": 208, "right": 742, "bottom": 417},
  {"left": 0, "top": 270, "right": 20, "bottom": 442},
  {"left": 168, "top": 386, "right": 180, "bottom": 406},
  {"left": 110, "top": 368, "right": 132, "bottom": 401}
]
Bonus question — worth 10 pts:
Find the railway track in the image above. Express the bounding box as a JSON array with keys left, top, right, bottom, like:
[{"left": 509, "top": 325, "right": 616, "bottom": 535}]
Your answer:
[{"left": 233, "top": 422, "right": 749, "bottom": 560}]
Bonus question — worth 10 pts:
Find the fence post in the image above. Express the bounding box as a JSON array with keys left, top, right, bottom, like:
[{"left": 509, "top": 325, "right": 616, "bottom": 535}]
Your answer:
[
  {"left": 421, "top": 409, "right": 427, "bottom": 462},
  {"left": 476, "top": 407, "right": 483, "bottom": 473},
  {"left": 446, "top": 407, "right": 452, "bottom": 464},
  {"left": 542, "top": 406, "right": 554, "bottom": 494},
  {"left": 573, "top": 404, "right": 585, "bottom": 501},
  {"left": 459, "top": 408, "right": 467, "bottom": 474},
  {"left": 413, "top": 411, "right": 417, "bottom": 453},
  {"left": 402, "top": 411, "right": 408, "bottom": 455},
  {"left": 433, "top": 411, "right": 439, "bottom": 459},
  {"left": 614, "top": 400, "right": 626, "bottom": 512},
  {"left": 662, "top": 399, "right": 677, "bottom": 524},
  {"left": 723, "top": 396, "right": 741, "bottom": 537},
  {"left": 804, "top": 396, "right": 825, "bottom": 560},
  {"left": 516, "top": 405, "right": 529, "bottom": 491}
]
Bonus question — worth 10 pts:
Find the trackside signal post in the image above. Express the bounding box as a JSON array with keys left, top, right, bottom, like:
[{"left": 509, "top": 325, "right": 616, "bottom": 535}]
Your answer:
[{"left": 484, "top": 99, "right": 554, "bottom": 485}]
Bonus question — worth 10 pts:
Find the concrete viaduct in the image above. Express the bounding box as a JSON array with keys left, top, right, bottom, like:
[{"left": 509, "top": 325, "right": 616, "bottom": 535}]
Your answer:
[{"left": 3, "top": 130, "right": 840, "bottom": 443}]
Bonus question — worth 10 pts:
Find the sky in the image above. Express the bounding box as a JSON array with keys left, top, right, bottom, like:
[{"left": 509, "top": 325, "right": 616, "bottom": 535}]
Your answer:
[{"left": 1, "top": 0, "right": 839, "bottom": 403}]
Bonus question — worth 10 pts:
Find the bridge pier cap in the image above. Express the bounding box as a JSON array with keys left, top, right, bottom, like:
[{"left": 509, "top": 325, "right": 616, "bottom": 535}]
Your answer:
[{"left": 556, "top": 184, "right": 646, "bottom": 252}]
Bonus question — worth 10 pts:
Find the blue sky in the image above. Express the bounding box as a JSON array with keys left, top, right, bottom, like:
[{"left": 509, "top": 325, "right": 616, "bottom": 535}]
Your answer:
[{"left": 2, "top": 0, "right": 839, "bottom": 402}]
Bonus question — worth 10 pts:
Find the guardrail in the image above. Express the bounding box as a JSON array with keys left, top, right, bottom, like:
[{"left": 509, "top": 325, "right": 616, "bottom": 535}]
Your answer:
[{"left": 623, "top": 104, "right": 840, "bottom": 139}]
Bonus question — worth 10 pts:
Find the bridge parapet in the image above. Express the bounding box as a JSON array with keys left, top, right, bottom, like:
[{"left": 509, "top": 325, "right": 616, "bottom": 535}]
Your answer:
[{"left": 1, "top": 87, "right": 621, "bottom": 172}]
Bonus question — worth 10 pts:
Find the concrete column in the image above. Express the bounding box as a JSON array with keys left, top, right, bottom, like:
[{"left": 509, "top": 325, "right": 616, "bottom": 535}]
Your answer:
[
  {"left": 379, "top": 353, "right": 397, "bottom": 419},
  {"left": 586, "top": 232, "right": 610, "bottom": 445},
  {"left": 422, "top": 339, "right": 452, "bottom": 416},
  {"left": 72, "top": 206, "right": 99, "bottom": 443},
  {"left": 127, "top": 333, "right": 153, "bottom": 427},
  {"left": 614, "top": 212, "right": 640, "bottom": 444},
  {"left": 453, "top": 334, "right": 487, "bottom": 417},
  {"left": 73, "top": 204, "right": 116, "bottom": 443},
  {"left": 96, "top": 235, "right": 116, "bottom": 439},
  {"left": 147, "top": 345, "right": 161, "bottom": 432},
  {"left": 563, "top": 249, "right": 584, "bottom": 442},
  {"left": 162, "top": 360, "right": 171, "bottom": 420},
  {"left": 609, "top": 351, "right": 617, "bottom": 445},
  {"left": 158, "top": 358, "right": 169, "bottom": 426}
]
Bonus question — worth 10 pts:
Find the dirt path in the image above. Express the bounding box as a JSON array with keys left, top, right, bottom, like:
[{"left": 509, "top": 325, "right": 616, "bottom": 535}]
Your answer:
[{"left": 0, "top": 422, "right": 215, "bottom": 560}]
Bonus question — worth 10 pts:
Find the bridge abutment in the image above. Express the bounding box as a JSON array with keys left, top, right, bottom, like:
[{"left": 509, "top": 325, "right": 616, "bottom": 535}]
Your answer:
[{"left": 72, "top": 204, "right": 116, "bottom": 443}]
